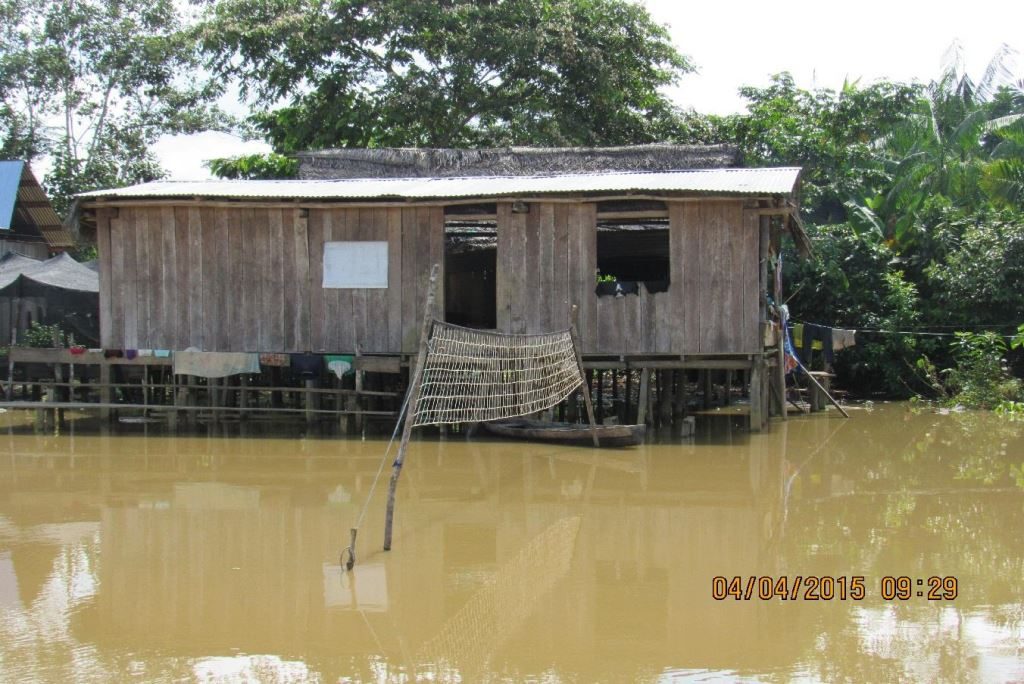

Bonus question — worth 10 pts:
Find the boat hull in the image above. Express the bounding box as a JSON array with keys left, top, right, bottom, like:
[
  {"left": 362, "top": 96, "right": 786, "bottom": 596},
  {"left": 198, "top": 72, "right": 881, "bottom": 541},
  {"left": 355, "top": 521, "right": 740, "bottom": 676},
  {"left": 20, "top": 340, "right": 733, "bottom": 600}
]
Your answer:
[{"left": 480, "top": 418, "right": 645, "bottom": 448}]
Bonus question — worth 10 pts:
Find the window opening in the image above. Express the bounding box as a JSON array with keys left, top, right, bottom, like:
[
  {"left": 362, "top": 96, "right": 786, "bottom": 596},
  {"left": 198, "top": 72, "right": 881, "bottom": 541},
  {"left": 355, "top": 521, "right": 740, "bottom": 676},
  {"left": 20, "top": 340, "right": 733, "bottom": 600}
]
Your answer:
[{"left": 595, "top": 219, "right": 670, "bottom": 296}]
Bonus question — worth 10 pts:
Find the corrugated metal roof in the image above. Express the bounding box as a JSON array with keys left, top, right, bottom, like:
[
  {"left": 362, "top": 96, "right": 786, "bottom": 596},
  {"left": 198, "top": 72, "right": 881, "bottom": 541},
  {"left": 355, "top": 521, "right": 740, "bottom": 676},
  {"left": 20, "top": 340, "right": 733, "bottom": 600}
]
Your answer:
[
  {"left": 0, "top": 161, "right": 72, "bottom": 249},
  {"left": 38, "top": 225, "right": 76, "bottom": 249},
  {"left": 79, "top": 167, "right": 801, "bottom": 202},
  {"left": 0, "top": 160, "right": 25, "bottom": 230}
]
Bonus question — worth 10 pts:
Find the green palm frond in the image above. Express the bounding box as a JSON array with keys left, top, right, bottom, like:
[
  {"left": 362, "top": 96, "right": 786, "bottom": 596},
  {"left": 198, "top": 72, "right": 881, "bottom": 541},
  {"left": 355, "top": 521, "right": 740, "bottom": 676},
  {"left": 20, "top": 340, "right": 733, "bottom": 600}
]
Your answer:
[{"left": 983, "top": 158, "right": 1024, "bottom": 208}]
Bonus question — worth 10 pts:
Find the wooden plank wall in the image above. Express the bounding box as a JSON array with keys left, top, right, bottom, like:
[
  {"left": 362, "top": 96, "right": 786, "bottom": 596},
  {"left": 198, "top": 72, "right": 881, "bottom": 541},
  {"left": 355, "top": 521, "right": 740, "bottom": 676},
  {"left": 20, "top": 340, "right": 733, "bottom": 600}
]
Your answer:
[
  {"left": 670, "top": 200, "right": 760, "bottom": 355},
  {"left": 102, "top": 205, "right": 313, "bottom": 352},
  {"left": 496, "top": 202, "right": 587, "bottom": 335},
  {"left": 309, "top": 206, "right": 442, "bottom": 354},
  {"left": 498, "top": 199, "right": 760, "bottom": 355},
  {"left": 0, "top": 239, "right": 48, "bottom": 260},
  {"left": 97, "top": 198, "right": 758, "bottom": 356},
  {"left": 99, "top": 204, "right": 442, "bottom": 354}
]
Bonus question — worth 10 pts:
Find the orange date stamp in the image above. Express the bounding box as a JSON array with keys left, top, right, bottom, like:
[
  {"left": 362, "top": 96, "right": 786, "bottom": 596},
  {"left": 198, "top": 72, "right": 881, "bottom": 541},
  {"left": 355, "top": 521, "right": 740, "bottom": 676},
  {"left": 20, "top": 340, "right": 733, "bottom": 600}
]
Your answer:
[{"left": 711, "top": 575, "right": 958, "bottom": 601}]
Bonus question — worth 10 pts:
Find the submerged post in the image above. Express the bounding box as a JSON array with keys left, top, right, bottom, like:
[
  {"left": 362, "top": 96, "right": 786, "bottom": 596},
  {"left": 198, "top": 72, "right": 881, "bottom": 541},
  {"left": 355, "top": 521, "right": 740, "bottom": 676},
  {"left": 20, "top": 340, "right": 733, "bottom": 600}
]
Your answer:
[
  {"left": 569, "top": 305, "right": 600, "bottom": 447},
  {"left": 383, "top": 264, "right": 440, "bottom": 551}
]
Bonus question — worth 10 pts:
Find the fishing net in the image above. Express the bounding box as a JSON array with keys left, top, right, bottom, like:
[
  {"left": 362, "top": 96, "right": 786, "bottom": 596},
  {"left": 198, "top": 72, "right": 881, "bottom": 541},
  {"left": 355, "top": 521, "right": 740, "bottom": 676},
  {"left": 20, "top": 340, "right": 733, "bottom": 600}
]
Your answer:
[
  {"left": 410, "top": 321, "right": 583, "bottom": 427},
  {"left": 415, "top": 517, "right": 581, "bottom": 675}
]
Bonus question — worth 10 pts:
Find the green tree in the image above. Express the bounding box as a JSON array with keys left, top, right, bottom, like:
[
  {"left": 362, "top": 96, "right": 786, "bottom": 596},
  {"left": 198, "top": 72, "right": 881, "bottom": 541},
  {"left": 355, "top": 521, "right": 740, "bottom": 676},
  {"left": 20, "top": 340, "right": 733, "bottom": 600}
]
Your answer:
[
  {"left": 857, "top": 45, "right": 1024, "bottom": 246},
  {"left": 982, "top": 114, "right": 1024, "bottom": 209},
  {"left": 197, "top": 0, "right": 692, "bottom": 152},
  {"left": 205, "top": 152, "right": 297, "bottom": 180},
  {"left": 0, "top": 0, "right": 230, "bottom": 214},
  {"left": 716, "top": 73, "right": 920, "bottom": 224}
]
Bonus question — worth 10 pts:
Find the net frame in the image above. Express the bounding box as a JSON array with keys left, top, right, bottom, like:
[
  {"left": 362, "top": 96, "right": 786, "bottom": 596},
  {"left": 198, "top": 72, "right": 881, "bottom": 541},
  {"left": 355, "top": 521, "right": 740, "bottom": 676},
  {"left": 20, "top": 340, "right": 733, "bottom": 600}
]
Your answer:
[{"left": 410, "top": 321, "right": 584, "bottom": 427}]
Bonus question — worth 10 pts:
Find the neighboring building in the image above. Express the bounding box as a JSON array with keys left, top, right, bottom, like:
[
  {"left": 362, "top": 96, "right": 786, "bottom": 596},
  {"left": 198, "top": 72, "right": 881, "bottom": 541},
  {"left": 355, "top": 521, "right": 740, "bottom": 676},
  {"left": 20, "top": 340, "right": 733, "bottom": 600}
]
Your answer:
[
  {"left": 296, "top": 144, "right": 741, "bottom": 179},
  {"left": 0, "top": 252, "right": 100, "bottom": 346},
  {"left": 0, "top": 160, "right": 76, "bottom": 258}
]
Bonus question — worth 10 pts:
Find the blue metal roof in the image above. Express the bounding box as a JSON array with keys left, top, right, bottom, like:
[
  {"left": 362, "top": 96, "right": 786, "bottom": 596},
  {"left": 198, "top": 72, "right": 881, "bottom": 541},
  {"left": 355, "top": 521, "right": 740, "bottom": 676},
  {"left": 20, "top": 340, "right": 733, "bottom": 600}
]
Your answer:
[
  {"left": 0, "top": 160, "right": 26, "bottom": 230},
  {"left": 0, "top": 161, "right": 25, "bottom": 231}
]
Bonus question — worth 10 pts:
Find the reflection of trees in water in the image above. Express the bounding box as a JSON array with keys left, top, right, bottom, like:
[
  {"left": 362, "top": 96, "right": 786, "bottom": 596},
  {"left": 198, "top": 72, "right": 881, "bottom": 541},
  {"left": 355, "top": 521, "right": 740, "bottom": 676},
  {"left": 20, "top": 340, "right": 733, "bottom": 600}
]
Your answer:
[{"left": 774, "top": 408, "right": 1024, "bottom": 681}]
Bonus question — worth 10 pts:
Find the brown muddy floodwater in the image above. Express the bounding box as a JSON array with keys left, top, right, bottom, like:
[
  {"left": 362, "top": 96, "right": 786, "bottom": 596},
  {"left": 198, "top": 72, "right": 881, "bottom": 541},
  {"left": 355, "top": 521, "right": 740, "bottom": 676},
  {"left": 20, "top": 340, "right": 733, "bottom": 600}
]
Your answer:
[{"left": 0, "top": 404, "right": 1022, "bottom": 683}]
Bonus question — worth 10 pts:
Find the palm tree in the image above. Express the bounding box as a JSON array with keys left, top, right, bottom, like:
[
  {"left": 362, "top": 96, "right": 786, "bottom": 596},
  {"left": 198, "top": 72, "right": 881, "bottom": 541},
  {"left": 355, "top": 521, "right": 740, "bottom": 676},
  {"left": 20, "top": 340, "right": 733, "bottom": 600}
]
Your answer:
[{"left": 859, "top": 43, "right": 1023, "bottom": 246}]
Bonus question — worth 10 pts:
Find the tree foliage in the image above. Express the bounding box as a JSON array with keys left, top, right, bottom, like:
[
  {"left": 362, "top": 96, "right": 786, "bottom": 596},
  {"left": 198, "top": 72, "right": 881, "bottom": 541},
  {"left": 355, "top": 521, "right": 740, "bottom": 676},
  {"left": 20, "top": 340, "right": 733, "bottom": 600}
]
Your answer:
[
  {"left": 0, "top": 0, "right": 229, "bottom": 214},
  {"left": 196, "top": 0, "right": 692, "bottom": 152},
  {"left": 716, "top": 74, "right": 921, "bottom": 224},
  {"left": 205, "top": 153, "right": 297, "bottom": 179},
  {"left": 723, "top": 48, "right": 1024, "bottom": 398}
]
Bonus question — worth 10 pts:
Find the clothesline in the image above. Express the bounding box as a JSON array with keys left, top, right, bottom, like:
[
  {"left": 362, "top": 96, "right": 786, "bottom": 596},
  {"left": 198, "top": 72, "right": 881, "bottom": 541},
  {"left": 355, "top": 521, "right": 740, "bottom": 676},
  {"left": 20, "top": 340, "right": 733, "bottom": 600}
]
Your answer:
[{"left": 790, "top": 319, "right": 1020, "bottom": 340}]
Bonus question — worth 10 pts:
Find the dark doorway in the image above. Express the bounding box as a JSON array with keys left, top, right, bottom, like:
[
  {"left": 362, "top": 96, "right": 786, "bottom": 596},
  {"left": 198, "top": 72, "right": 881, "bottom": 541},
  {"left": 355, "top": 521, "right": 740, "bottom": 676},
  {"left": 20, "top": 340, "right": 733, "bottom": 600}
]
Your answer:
[{"left": 444, "top": 207, "right": 497, "bottom": 328}]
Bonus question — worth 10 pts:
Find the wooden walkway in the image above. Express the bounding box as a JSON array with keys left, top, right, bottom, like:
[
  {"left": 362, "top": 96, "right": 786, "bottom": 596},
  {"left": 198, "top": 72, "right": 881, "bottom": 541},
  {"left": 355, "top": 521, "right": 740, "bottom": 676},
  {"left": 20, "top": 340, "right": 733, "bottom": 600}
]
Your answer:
[{"left": 1, "top": 347, "right": 401, "bottom": 430}]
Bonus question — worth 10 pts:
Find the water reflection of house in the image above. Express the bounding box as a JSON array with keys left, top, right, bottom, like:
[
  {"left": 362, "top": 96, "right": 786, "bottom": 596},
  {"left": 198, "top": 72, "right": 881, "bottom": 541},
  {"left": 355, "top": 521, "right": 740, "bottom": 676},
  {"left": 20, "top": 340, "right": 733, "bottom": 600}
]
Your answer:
[{"left": 0, "top": 435, "right": 803, "bottom": 680}]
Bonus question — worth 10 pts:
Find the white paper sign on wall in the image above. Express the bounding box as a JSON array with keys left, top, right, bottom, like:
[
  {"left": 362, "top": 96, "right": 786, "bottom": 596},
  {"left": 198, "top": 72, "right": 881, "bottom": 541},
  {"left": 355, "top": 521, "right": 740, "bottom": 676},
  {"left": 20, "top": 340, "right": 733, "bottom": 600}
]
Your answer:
[{"left": 322, "top": 241, "right": 389, "bottom": 288}]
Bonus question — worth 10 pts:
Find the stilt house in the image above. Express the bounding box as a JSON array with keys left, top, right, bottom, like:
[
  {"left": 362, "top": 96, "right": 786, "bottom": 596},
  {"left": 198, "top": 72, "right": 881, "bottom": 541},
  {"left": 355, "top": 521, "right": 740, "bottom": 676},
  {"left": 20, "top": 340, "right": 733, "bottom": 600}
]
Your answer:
[{"left": 76, "top": 146, "right": 806, "bottom": 429}]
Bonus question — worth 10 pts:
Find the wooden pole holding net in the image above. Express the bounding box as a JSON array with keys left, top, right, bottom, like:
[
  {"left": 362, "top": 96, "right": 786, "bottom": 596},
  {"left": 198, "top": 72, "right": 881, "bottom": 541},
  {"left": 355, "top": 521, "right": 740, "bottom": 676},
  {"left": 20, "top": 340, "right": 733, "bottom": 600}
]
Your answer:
[
  {"left": 570, "top": 305, "right": 600, "bottom": 447},
  {"left": 383, "top": 263, "right": 440, "bottom": 551}
]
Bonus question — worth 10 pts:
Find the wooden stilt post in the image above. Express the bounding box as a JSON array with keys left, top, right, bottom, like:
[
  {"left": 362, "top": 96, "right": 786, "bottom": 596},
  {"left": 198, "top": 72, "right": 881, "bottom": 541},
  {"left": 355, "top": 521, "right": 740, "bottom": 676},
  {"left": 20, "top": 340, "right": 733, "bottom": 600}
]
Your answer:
[
  {"left": 142, "top": 364, "right": 149, "bottom": 414},
  {"left": 5, "top": 328, "right": 14, "bottom": 401},
  {"left": 658, "top": 369, "right": 673, "bottom": 426},
  {"left": 624, "top": 368, "right": 633, "bottom": 423},
  {"left": 671, "top": 370, "right": 685, "bottom": 421},
  {"left": 702, "top": 370, "right": 713, "bottom": 409},
  {"left": 354, "top": 345, "right": 365, "bottom": 435},
  {"left": 383, "top": 264, "right": 440, "bottom": 552},
  {"left": 611, "top": 369, "right": 620, "bottom": 423},
  {"left": 773, "top": 246, "right": 789, "bottom": 422},
  {"left": 51, "top": 330, "right": 63, "bottom": 428},
  {"left": 750, "top": 358, "right": 765, "bottom": 432},
  {"left": 239, "top": 374, "right": 249, "bottom": 419},
  {"left": 569, "top": 305, "right": 600, "bottom": 447},
  {"left": 636, "top": 367, "right": 651, "bottom": 426},
  {"left": 304, "top": 378, "right": 316, "bottom": 424},
  {"left": 99, "top": 363, "right": 112, "bottom": 421},
  {"left": 168, "top": 372, "right": 179, "bottom": 429},
  {"left": 595, "top": 369, "right": 603, "bottom": 424}
]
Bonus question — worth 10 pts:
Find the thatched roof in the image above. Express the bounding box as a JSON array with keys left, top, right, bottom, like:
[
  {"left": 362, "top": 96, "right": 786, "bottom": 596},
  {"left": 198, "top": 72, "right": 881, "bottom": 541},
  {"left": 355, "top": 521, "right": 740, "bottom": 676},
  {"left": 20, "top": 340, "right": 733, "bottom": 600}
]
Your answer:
[{"left": 297, "top": 144, "right": 740, "bottom": 180}]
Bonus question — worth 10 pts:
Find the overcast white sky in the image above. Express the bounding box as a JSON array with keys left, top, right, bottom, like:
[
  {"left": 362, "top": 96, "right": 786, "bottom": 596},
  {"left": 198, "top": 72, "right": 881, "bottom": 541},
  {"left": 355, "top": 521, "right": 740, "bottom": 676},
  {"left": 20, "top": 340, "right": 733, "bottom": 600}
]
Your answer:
[{"left": 151, "top": 0, "right": 1024, "bottom": 180}]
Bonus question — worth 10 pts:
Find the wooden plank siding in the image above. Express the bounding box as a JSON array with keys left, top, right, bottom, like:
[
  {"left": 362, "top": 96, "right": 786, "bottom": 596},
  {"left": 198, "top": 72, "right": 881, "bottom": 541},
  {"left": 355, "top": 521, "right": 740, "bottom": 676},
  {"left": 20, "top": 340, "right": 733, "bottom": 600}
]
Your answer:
[
  {"left": 96, "top": 208, "right": 113, "bottom": 345},
  {"left": 98, "top": 199, "right": 758, "bottom": 356},
  {"left": 496, "top": 199, "right": 759, "bottom": 355}
]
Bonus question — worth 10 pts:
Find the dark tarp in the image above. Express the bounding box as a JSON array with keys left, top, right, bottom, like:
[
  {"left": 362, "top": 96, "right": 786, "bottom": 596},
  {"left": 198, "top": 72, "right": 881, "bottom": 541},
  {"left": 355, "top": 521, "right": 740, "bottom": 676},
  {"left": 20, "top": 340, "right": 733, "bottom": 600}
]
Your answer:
[{"left": 0, "top": 251, "right": 99, "bottom": 346}]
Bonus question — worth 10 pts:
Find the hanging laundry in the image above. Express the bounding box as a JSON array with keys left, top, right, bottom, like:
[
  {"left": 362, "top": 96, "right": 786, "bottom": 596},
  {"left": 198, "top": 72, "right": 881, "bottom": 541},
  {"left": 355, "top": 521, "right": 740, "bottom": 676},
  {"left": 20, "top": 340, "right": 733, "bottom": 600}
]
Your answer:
[
  {"left": 792, "top": 324, "right": 856, "bottom": 353},
  {"left": 291, "top": 353, "right": 321, "bottom": 378},
  {"left": 325, "top": 354, "right": 356, "bottom": 379},
  {"left": 103, "top": 349, "right": 123, "bottom": 359},
  {"left": 780, "top": 305, "right": 800, "bottom": 374},
  {"left": 137, "top": 349, "right": 153, "bottom": 357},
  {"left": 173, "top": 350, "right": 260, "bottom": 378},
  {"left": 833, "top": 328, "right": 857, "bottom": 350},
  {"left": 259, "top": 353, "right": 290, "bottom": 367},
  {"left": 791, "top": 324, "right": 818, "bottom": 351},
  {"left": 800, "top": 324, "right": 834, "bottom": 365},
  {"left": 154, "top": 349, "right": 171, "bottom": 358}
]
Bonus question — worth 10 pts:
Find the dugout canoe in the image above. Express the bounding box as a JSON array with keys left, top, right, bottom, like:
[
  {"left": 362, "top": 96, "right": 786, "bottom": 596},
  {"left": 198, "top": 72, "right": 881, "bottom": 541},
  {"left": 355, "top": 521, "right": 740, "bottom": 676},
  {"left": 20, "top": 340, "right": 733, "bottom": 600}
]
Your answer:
[{"left": 480, "top": 418, "right": 646, "bottom": 447}]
